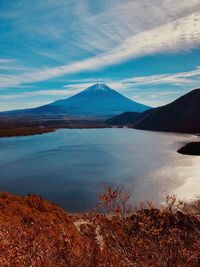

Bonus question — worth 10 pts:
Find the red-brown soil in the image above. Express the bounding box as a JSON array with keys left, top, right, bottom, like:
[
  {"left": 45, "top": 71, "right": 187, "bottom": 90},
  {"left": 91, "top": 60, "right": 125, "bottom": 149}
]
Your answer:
[{"left": 0, "top": 192, "right": 200, "bottom": 266}]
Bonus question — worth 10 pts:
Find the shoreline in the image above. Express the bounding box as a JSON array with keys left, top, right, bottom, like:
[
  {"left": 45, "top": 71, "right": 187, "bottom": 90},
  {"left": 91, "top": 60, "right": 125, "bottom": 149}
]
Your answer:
[
  {"left": 0, "top": 124, "right": 199, "bottom": 139},
  {"left": 0, "top": 115, "right": 199, "bottom": 138},
  {"left": 0, "top": 116, "right": 111, "bottom": 138},
  {"left": 0, "top": 125, "right": 113, "bottom": 138},
  {"left": 1, "top": 125, "right": 199, "bottom": 157},
  {"left": 0, "top": 126, "right": 56, "bottom": 138}
]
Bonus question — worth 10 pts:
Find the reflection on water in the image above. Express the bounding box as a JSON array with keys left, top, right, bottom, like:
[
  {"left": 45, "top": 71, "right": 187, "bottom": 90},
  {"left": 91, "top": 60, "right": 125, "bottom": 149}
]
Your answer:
[{"left": 0, "top": 128, "right": 199, "bottom": 212}]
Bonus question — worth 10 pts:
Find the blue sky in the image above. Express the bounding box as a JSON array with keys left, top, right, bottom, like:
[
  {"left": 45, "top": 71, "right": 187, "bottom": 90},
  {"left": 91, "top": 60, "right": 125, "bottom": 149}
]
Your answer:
[{"left": 1, "top": 0, "right": 200, "bottom": 111}]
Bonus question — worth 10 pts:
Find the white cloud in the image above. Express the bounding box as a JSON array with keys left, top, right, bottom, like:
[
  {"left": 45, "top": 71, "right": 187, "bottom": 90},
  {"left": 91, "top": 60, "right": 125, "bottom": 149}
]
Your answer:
[
  {"left": 122, "top": 66, "right": 200, "bottom": 87},
  {"left": 0, "top": 82, "right": 124, "bottom": 101},
  {"left": 0, "top": 89, "right": 77, "bottom": 100},
  {"left": 2, "top": 65, "right": 199, "bottom": 108},
  {"left": 0, "top": 58, "right": 35, "bottom": 72},
  {"left": 73, "top": 0, "right": 200, "bottom": 54},
  {"left": 0, "top": 58, "right": 16, "bottom": 64},
  {"left": 1, "top": 5, "right": 200, "bottom": 88}
]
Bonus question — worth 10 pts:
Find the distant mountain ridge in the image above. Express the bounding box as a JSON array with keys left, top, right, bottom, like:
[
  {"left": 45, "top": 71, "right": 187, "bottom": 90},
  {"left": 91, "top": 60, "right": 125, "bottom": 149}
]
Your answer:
[
  {"left": 106, "top": 112, "right": 141, "bottom": 126},
  {"left": 1, "top": 84, "right": 150, "bottom": 118},
  {"left": 107, "top": 89, "right": 200, "bottom": 133}
]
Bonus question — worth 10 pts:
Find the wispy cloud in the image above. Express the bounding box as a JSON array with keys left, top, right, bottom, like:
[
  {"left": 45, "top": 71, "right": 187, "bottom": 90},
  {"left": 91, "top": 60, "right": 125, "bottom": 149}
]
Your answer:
[
  {"left": 0, "top": 58, "right": 16, "bottom": 64},
  {"left": 122, "top": 66, "right": 200, "bottom": 87},
  {"left": 0, "top": 58, "right": 35, "bottom": 72},
  {"left": 1, "top": 0, "right": 200, "bottom": 111},
  {"left": 3, "top": 65, "right": 199, "bottom": 103},
  {"left": 0, "top": 89, "right": 77, "bottom": 100},
  {"left": 1, "top": 6, "right": 200, "bottom": 88},
  {"left": 62, "top": 65, "right": 200, "bottom": 93}
]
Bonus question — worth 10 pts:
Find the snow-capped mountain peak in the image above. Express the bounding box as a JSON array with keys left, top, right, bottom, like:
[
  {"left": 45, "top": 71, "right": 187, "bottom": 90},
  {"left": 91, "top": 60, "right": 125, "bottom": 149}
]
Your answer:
[{"left": 84, "top": 83, "right": 112, "bottom": 93}]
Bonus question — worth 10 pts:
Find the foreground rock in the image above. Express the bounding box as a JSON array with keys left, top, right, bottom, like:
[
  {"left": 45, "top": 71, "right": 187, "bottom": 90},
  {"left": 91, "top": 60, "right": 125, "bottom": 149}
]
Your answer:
[
  {"left": 178, "top": 142, "right": 200, "bottom": 155},
  {"left": 0, "top": 193, "right": 200, "bottom": 266}
]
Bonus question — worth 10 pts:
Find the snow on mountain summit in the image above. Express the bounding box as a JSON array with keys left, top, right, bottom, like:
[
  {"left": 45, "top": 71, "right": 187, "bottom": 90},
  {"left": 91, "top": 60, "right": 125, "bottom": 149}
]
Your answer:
[{"left": 84, "top": 83, "right": 113, "bottom": 93}]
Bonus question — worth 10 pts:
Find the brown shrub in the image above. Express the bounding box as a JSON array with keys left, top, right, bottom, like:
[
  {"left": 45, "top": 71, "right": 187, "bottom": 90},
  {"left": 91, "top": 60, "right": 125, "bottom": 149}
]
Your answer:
[{"left": 0, "top": 191, "right": 200, "bottom": 266}]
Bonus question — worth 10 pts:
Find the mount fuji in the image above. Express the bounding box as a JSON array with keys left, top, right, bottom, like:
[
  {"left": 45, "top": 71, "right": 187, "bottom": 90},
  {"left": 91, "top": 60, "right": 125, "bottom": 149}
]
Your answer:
[{"left": 1, "top": 84, "right": 150, "bottom": 118}]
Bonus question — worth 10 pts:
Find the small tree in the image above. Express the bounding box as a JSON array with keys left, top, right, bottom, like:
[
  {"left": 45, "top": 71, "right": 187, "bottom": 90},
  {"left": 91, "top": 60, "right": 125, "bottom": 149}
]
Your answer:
[{"left": 98, "top": 182, "right": 132, "bottom": 218}]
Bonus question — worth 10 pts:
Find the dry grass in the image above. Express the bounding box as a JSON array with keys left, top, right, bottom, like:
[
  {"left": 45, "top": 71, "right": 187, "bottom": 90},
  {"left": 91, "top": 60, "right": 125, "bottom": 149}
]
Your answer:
[
  {"left": 0, "top": 127, "right": 55, "bottom": 137},
  {"left": 0, "top": 190, "right": 200, "bottom": 266}
]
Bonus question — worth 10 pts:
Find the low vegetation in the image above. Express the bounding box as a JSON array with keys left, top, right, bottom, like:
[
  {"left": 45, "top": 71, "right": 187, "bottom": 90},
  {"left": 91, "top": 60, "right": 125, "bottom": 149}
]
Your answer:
[
  {"left": 0, "top": 116, "right": 109, "bottom": 137},
  {"left": 0, "top": 126, "right": 55, "bottom": 137},
  {"left": 0, "top": 186, "right": 200, "bottom": 266}
]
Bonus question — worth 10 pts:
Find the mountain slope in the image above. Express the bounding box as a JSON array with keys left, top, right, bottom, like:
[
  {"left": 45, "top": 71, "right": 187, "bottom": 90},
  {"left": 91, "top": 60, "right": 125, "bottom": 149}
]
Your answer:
[
  {"left": 134, "top": 89, "right": 200, "bottom": 133},
  {"left": 49, "top": 84, "right": 150, "bottom": 116},
  {"left": 1, "top": 84, "right": 150, "bottom": 118},
  {"left": 105, "top": 112, "right": 141, "bottom": 126}
]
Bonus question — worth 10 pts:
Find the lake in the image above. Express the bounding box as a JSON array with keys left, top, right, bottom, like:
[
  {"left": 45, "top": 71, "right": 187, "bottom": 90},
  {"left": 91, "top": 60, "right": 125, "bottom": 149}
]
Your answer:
[{"left": 0, "top": 128, "right": 199, "bottom": 212}]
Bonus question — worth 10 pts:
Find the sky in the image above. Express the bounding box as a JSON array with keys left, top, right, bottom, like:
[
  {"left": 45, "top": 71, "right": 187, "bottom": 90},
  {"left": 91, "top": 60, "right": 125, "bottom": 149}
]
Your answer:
[{"left": 0, "top": 0, "right": 200, "bottom": 111}]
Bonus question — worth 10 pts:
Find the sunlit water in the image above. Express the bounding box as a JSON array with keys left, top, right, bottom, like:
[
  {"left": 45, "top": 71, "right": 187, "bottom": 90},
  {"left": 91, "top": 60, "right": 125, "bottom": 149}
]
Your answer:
[{"left": 0, "top": 128, "right": 199, "bottom": 212}]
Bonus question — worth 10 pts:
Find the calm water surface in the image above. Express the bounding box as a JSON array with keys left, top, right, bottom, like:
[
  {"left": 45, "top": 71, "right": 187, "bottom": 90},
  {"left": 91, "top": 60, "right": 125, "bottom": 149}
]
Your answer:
[{"left": 0, "top": 128, "right": 199, "bottom": 212}]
